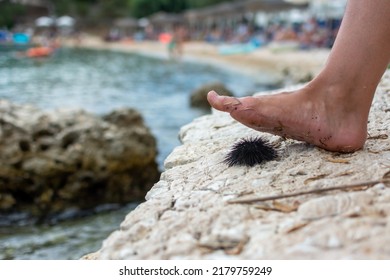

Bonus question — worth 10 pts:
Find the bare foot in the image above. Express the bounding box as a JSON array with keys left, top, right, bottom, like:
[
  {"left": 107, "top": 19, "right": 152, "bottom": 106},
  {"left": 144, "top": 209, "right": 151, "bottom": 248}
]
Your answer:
[{"left": 207, "top": 83, "right": 370, "bottom": 152}]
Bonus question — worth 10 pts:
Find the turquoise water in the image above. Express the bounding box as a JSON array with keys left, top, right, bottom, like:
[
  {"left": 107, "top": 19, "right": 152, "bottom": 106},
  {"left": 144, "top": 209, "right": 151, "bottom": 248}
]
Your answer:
[
  {"left": 0, "top": 48, "right": 267, "bottom": 168},
  {"left": 0, "top": 48, "right": 269, "bottom": 259},
  {"left": 0, "top": 203, "right": 137, "bottom": 260}
]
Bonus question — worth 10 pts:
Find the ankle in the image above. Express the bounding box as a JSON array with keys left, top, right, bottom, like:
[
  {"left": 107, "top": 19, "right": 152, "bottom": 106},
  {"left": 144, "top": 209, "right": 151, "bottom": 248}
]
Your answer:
[
  {"left": 299, "top": 78, "right": 369, "bottom": 152},
  {"left": 307, "top": 74, "right": 373, "bottom": 117}
]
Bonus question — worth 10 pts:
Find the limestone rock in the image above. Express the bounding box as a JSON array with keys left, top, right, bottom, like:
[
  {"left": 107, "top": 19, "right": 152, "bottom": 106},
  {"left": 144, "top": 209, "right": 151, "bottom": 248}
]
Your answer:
[
  {"left": 89, "top": 71, "right": 390, "bottom": 259},
  {"left": 0, "top": 101, "right": 160, "bottom": 223}
]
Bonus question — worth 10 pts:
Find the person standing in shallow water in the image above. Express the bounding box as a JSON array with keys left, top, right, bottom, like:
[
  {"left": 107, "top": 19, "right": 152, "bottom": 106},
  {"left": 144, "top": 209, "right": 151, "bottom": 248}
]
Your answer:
[
  {"left": 208, "top": 0, "right": 390, "bottom": 153},
  {"left": 168, "top": 24, "right": 186, "bottom": 60}
]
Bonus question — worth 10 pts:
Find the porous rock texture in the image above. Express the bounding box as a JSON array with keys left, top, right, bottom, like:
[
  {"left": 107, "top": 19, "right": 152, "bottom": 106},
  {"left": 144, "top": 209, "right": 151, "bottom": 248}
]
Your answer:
[
  {"left": 0, "top": 102, "right": 160, "bottom": 222},
  {"left": 88, "top": 71, "right": 390, "bottom": 259}
]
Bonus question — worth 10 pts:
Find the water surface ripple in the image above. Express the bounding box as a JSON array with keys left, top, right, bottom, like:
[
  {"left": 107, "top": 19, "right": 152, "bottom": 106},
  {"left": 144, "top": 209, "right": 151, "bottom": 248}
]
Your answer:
[{"left": 0, "top": 48, "right": 266, "bottom": 168}]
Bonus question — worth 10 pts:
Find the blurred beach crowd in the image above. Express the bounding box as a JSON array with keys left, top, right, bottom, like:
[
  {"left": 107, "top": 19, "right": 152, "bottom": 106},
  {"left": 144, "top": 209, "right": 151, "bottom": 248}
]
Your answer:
[
  {"left": 105, "top": 0, "right": 346, "bottom": 51},
  {"left": 1, "top": 0, "right": 346, "bottom": 51}
]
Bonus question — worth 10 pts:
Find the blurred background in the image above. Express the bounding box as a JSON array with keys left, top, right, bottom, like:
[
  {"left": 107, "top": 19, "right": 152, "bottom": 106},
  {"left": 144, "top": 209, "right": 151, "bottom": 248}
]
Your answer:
[{"left": 1, "top": 0, "right": 346, "bottom": 48}]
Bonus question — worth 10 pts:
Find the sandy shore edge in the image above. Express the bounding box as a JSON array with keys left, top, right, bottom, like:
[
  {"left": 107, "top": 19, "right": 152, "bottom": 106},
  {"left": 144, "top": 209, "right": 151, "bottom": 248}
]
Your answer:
[{"left": 64, "top": 36, "right": 330, "bottom": 86}]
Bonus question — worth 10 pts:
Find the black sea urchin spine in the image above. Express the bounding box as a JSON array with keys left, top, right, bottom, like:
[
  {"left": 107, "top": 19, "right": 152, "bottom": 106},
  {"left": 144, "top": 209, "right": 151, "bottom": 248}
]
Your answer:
[{"left": 224, "top": 136, "right": 278, "bottom": 167}]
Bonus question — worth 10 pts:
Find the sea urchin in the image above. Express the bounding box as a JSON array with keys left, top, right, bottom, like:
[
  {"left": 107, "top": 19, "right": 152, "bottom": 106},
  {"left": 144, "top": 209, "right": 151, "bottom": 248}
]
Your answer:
[{"left": 224, "top": 136, "right": 278, "bottom": 167}]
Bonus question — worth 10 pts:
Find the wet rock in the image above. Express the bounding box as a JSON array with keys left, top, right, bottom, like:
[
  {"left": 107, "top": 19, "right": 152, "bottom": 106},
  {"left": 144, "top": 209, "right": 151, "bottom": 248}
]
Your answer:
[
  {"left": 0, "top": 101, "right": 160, "bottom": 222},
  {"left": 0, "top": 194, "right": 16, "bottom": 210},
  {"left": 103, "top": 108, "right": 144, "bottom": 127},
  {"left": 190, "top": 82, "right": 234, "bottom": 110}
]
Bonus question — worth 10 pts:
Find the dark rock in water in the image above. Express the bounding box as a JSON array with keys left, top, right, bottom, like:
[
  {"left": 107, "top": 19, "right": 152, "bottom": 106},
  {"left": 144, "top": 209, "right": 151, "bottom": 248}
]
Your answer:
[
  {"left": 103, "top": 108, "right": 144, "bottom": 127},
  {"left": 190, "top": 82, "right": 234, "bottom": 110},
  {"left": 0, "top": 100, "right": 160, "bottom": 223}
]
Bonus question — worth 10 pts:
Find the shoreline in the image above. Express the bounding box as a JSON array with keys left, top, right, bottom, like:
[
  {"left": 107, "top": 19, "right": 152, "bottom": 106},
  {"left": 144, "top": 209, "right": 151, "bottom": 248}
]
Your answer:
[{"left": 64, "top": 36, "right": 330, "bottom": 86}]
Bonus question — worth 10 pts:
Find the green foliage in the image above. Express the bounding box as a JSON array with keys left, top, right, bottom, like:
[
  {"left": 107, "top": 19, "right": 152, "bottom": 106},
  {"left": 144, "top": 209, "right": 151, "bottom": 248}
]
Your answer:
[
  {"left": 99, "top": 0, "right": 133, "bottom": 18},
  {"left": 128, "top": 0, "right": 235, "bottom": 18},
  {"left": 0, "top": 1, "right": 26, "bottom": 28},
  {"left": 186, "top": 0, "right": 233, "bottom": 9},
  {"left": 46, "top": 0, "right": 99, "bottom": 17},
  {"left": 0, "top": 0, "right": 236, "bottom": 28},
  {"left": 47, "top": 0, "right": 71, "bottom": 16},
  {"left": 129, "top": 0, "right": 188, "bottom": 18}
]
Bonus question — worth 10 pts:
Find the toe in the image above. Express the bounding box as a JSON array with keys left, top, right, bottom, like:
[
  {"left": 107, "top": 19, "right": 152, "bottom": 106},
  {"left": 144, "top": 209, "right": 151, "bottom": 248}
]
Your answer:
[{"left": 207, "top": 91, "right": 242, "bottom": 113}]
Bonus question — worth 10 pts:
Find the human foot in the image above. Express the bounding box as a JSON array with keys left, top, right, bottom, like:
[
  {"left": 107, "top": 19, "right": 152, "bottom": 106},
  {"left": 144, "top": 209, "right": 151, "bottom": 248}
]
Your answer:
[{"left": 207, "top": 86, "right": 369, "bottom": 153}]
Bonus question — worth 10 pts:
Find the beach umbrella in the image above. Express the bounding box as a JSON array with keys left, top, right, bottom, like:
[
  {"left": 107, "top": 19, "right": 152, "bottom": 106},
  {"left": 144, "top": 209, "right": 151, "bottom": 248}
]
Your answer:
[
  {"left": 284, "top": 0, "right": 308, "bottom": 4},
  {"left": 138, "top": 18, "right": 149, "bottom": 28},
  {"left": 245, "top": 0, "right": 307, "bottom": 12},
  {"left": 115, "top": 18, "right": 138, "bottom": 28},
  {"left": 149, "top": 12, "right": 183, "bottom": 25},
  {"left": 56, "top": 16, "right": 75, "bottom": 27},
  {"left": 35, "top": 16, "right": 54, "bottom": 27},
  {"left": 284, "top": 0, "right": 347, "bottom": 19},
  {"left": 310, "top": 0, "right": 347, "bottom": 19},
  {"left": 288, "top": 9, "right": 309, "bottom": 23}
]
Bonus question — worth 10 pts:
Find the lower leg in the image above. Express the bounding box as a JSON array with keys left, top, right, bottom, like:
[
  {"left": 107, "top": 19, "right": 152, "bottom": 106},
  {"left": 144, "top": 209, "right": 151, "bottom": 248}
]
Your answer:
[
  {"left": 314, "top": 0, "right": 390, "bottom": 111},
  {"left": 208, "top": 0, "right": 390, "bottom": 152}
]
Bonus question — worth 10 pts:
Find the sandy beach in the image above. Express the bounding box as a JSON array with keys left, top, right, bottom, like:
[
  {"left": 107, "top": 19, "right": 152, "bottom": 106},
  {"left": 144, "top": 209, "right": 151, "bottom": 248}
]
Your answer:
[{"left": 65, "top": 36, "right": 330, "bottom": 86}]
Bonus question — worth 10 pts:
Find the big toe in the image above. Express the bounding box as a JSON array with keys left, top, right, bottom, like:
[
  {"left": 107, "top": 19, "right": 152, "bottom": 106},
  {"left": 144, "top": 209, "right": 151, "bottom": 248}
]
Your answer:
[{"left": 207, "top": 91, "right": 242, "bottom": 113}]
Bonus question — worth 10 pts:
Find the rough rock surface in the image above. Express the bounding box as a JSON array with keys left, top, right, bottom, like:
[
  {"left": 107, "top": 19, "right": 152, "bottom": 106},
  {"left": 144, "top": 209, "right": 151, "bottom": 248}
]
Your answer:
[
  {"left": 190, "top": 82, "right": 234, "bottom": 110},
  {"left": 89, "top": 71, "right": 390, "bottom": 259},
  {"left": 0, "top": 102, "right": 160, "bottom": 222}
]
